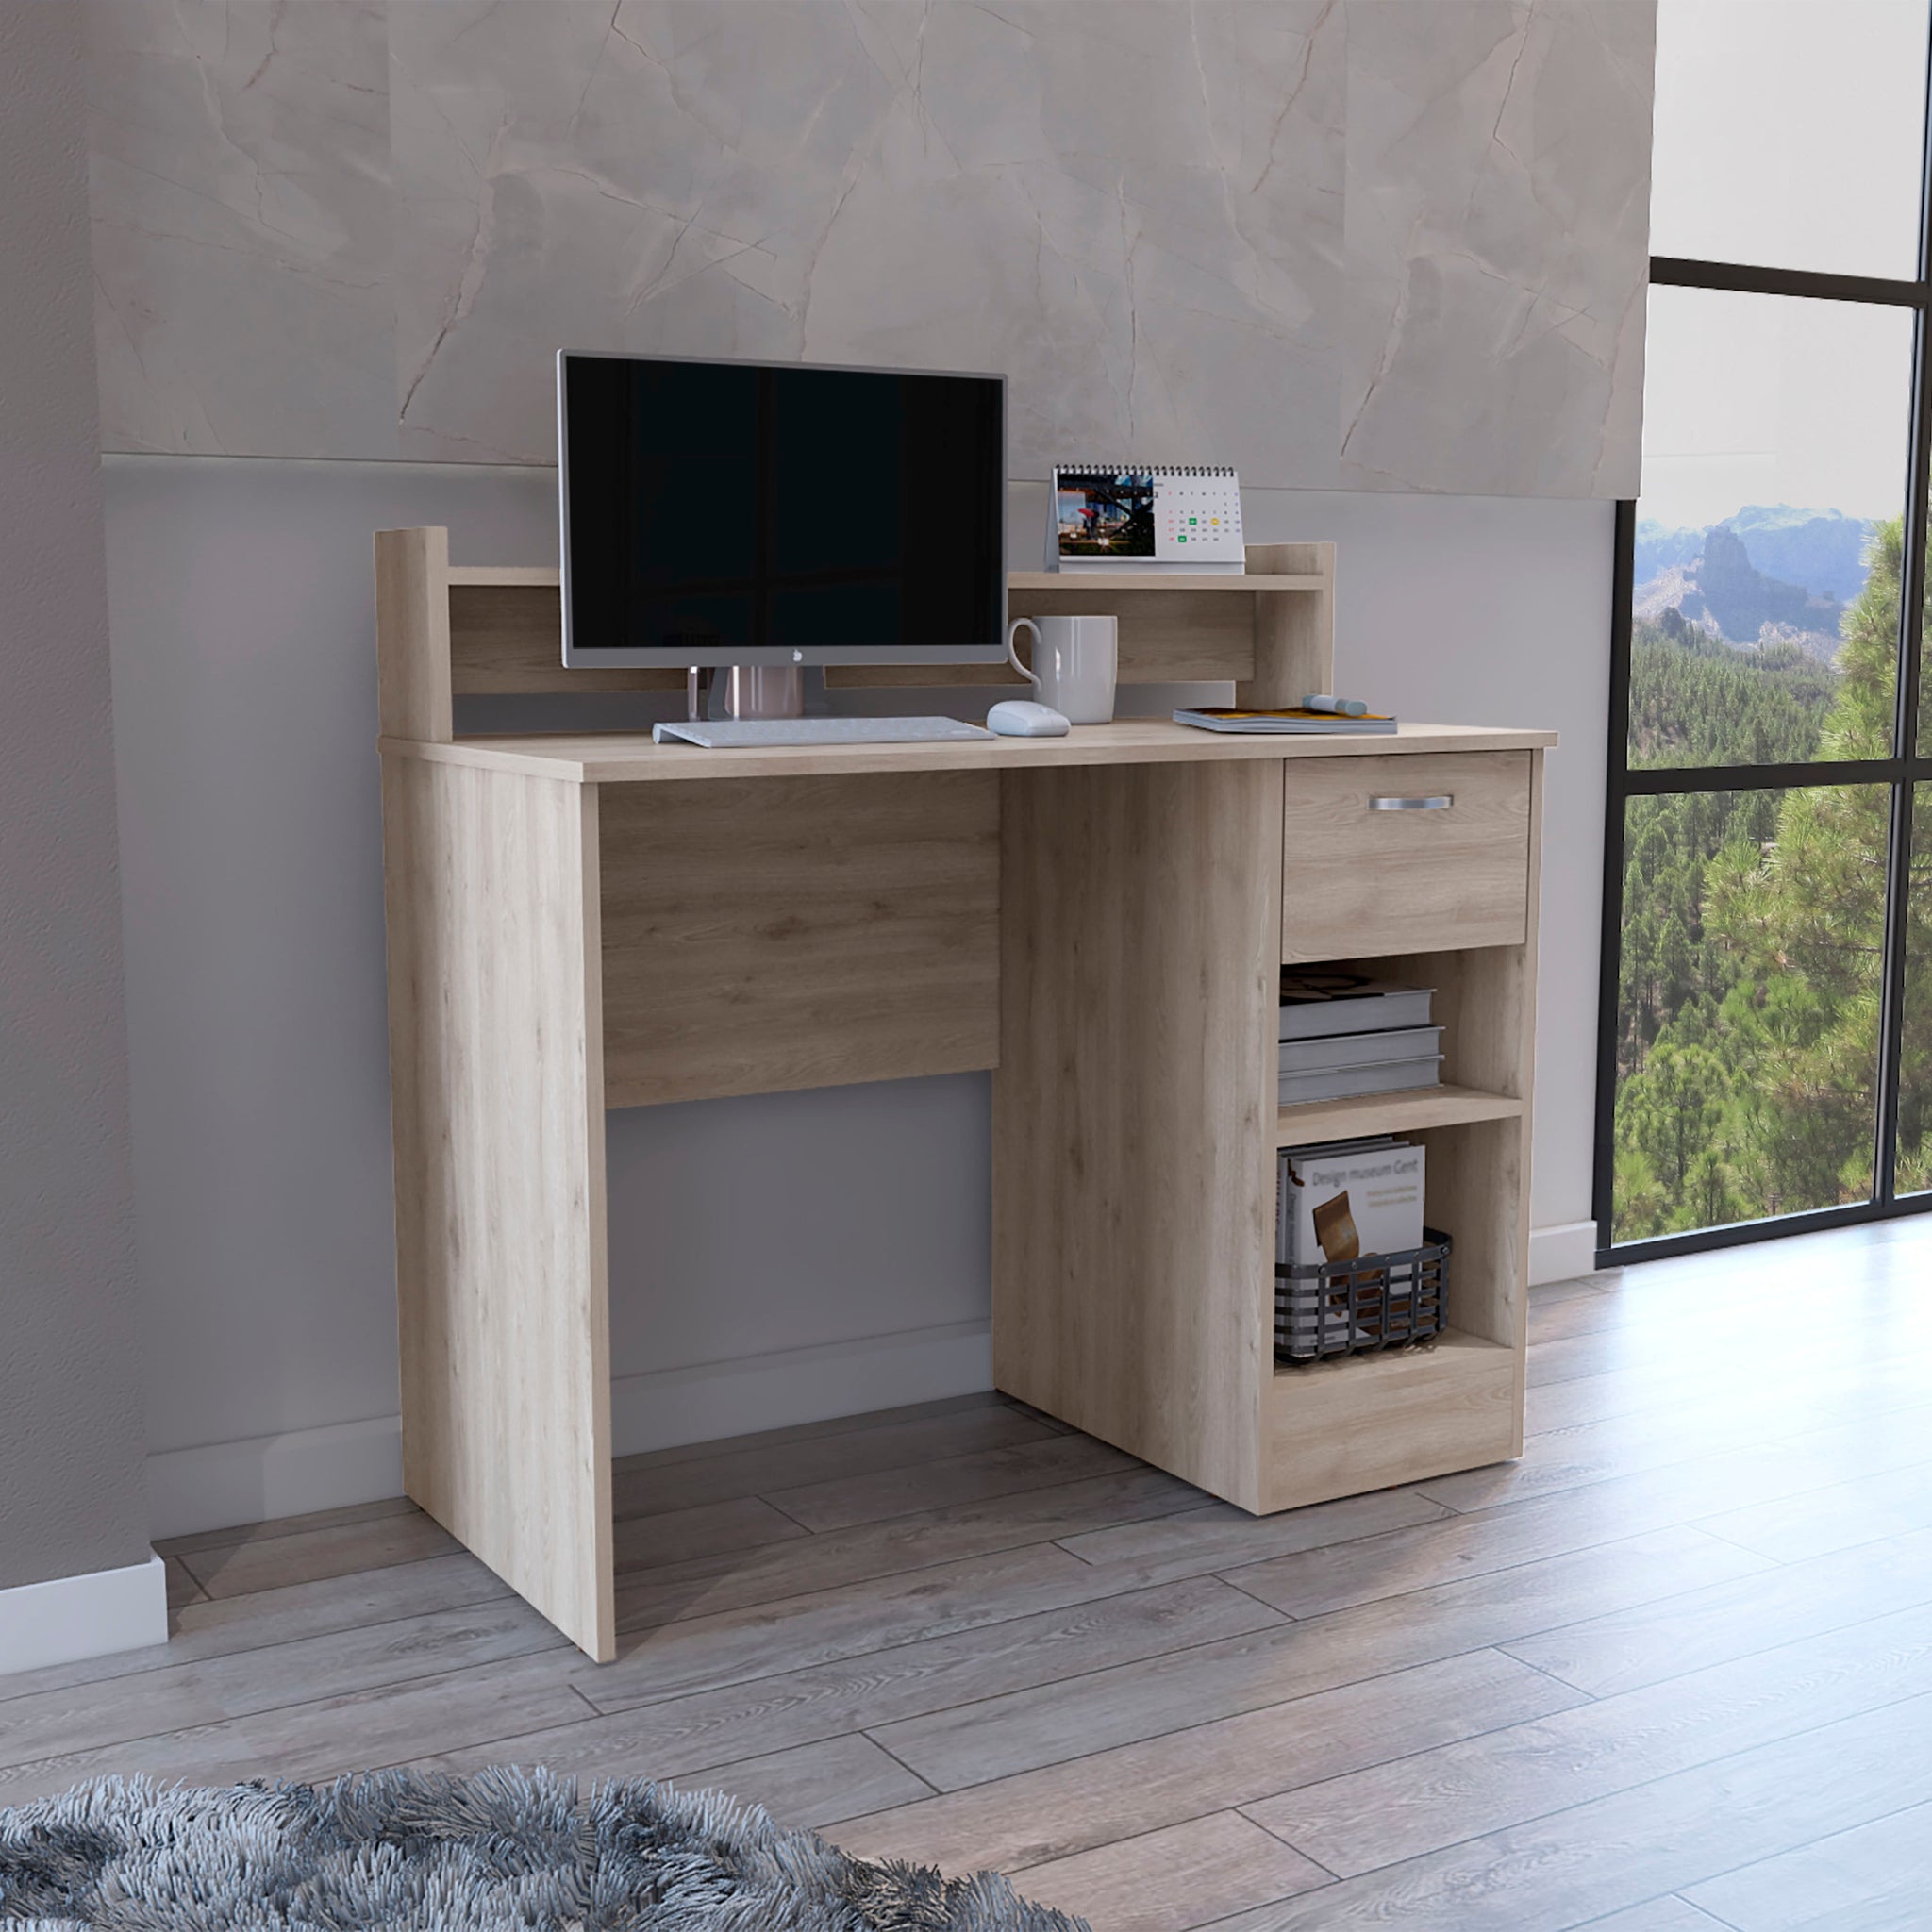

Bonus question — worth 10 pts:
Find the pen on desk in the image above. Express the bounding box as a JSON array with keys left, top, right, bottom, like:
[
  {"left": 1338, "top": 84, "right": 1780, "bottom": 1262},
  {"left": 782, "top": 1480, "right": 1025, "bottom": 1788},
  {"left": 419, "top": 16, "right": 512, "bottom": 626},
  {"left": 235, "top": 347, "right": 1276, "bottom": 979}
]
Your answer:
[{"left": 1301, "top": 694, "right": 1370, "bottom": 717}]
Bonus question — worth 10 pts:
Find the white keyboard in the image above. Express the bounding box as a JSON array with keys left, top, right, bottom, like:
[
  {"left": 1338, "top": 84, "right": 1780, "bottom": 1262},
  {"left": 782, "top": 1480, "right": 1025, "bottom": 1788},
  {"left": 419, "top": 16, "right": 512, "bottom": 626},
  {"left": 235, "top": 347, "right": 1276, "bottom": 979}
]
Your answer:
[{"left": 653, "top": 716, "right": 992, "bottom": 748}]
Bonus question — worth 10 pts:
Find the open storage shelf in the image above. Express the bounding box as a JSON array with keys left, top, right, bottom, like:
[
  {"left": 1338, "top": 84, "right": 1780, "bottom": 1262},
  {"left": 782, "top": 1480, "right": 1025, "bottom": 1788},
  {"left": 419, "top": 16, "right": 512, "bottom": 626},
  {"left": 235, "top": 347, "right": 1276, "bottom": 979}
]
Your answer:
[
  {"left": 1275, "top": 1081, "right": 1524, "bottom": 1145},
  {"left": 1260, "top": 930, "right": 1538, "bottom": 1507}
]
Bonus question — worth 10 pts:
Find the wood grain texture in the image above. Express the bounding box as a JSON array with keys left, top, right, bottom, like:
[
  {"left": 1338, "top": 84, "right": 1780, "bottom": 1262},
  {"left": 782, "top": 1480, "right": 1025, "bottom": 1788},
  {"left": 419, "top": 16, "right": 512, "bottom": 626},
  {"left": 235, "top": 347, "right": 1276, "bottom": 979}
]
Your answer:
[
  {"left": 828, "top": 546, "right": 1329, "bottom": 691},
  {"left": 1239, "top": 542, "right": 1334, "bottom": 708},
  {"left": 1010, "top": 1811, "right": 1330, "bottom": 1932},
  {"left": 992, "top": 758, "right": 1282, "bottom": 1511},
  {"left": 391, "top": 722, "right": 1557, "bottom": 787},
  {"left": 1008, "top": 568, "right": 1327, "bottom": 592},
  {"left": 1682, "top": 1798, "right": 1932, "bottom": 1930},
  {"left": 8, "top": 1236, "right": 1932, "bottom": 1932},
  {"left": 380, "top": 753, "right": 614, "bottom": 1659},
  {"left": 1264, "top": 1332, "right": 1520, "bottom": 1513},
  {"left": 832, "top": 1648, "right": 1581, "bottom": 1876},
  {"left": 1274, "top": 1081, "right": 1522, "bottom": 1145},
  {"left": 872, "top": 1528, "right": 1763, "bottom": 1794},
  {"left": 1217, "top": 1691, "right": 1932, "bottom": 1932},
  {"left": 597, "top": 772, "right": 1000, "bottom": 1107},
  {"left": 1280, "top": 749, "right": 1531, "bottom": 962},
  {"left": 448, "top": 584, "right": 684, "bottom": 694},
  {"left": 375, "top": 525, "right": 452, "bottom": 742},
  {"left": 1247, "top": 1601, "right": 1932, "bottom": 1880}
]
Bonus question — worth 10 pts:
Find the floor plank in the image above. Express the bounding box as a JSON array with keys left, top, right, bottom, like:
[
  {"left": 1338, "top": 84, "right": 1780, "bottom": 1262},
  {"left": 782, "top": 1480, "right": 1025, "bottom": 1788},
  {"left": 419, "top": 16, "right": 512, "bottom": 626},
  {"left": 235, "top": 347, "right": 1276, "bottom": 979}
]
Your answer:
[
  {"left": 0, "top": 1553, "right": 513, "bottom": 1705},
  {"left": 0, "top": 1650, "right": 589, "bottom": 1808},
  {"left": 1503, "top": 1524, "right": 1932, "bottom": 1697},
  {"left": 1691, "top": 1457, "right": 1932, "bottom": 1564},
  {"left": 1420, "top": 1361, "right": 1932, "bottom": 1515},
  {"left": 599, "top": 1544, "right": 1163, "bottom": 1706},
  {"left": 1224, "top": 1407, "right": 1932, "bottom": 1622},
  {"left": 830, "top": 1649, "right": 1582, "bottom": 1875},
  {"left": 175, "top": 1509, "right": 461, "bottom": 1598},
  {"left": 612, "top": 1467, "right": 1201, "bottom": 1634},
  {"left": 610, "top": 1403, "right": 1056, "bottom": 1521},
  {"left": 155, "top": 1495, "right": 420, "bottom": 1558},
  {"left": 1010, "top": 1810, "right": 1331, "bottom": 1932},
  {"left": 1198, "top": 1691, "right": 1932, "bottom": 1932},
  {"left": 762, "top": 1432, "right": 1140, "bottom": 1533},
  {"left": 1050, "top": 1484, "right": 1450, "bottom": 1586},
  {"left": 871, "top": 1529, "right": 1764, "bottom": 1792},
  {"left": 1577, "top": 1902, "right": 1736, "bottom": 1931},
  {"left": 0, "top": 1594, "right": 567, "bottom": 1771},
  {"left": 427, "top": 1578, "right": 1280, "bottom": 1784},
  {"left": 610, "top": 1494, "right": 808, "bottom": 1574},
  {"left": 1681, "top": 1799, "right": 1932, "bottom": 1931},
  {"left": 1244, "top": 1602, "right": 1932, "bottom": 1877}
]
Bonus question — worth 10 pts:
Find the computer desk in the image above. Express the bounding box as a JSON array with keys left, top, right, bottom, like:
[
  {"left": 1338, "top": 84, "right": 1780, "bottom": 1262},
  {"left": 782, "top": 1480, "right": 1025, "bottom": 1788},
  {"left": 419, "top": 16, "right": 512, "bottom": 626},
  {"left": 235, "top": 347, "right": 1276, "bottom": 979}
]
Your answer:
[{"left": 375, "top": 528, "right": 1554, "bottom": 1660}]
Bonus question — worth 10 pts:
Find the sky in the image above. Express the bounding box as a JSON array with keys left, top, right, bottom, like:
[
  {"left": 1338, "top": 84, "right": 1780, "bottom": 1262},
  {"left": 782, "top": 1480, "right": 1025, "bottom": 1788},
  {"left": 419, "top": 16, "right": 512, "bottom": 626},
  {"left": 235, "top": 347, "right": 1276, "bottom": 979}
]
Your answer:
[{"left": 1641, "top": 0, "right": 1930, "bottom": 530}]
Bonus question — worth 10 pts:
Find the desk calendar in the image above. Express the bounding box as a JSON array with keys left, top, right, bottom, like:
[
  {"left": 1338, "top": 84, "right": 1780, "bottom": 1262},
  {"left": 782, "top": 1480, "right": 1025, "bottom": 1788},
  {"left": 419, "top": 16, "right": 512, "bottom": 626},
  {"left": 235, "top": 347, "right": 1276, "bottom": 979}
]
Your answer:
[{"left": 1049, "top": 464, "right": 1245, "bottom": 573}]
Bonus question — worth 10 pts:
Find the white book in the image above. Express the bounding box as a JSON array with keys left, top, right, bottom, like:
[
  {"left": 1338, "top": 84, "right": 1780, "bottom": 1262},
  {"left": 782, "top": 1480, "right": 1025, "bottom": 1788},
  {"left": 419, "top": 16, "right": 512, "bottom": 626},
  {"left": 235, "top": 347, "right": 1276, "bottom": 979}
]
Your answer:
[
  {"left": 1279, "top": 975, "right": 1434, "bottom": 1041},
  {"left": 1280, "top": 1141, "right": 1425, "bottom": 1268},
  {"left": 1280, "top": 1026, "right": 1442, "bottom": 1074},
  {"left": 1278, "top": 1057, "right": 1442, "bottom": 1106}
]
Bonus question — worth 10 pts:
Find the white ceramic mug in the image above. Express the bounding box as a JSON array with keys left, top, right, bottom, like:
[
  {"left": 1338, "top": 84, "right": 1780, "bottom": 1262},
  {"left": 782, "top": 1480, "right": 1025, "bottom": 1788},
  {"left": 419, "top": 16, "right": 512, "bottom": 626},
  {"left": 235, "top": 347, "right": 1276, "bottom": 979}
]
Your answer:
[{"left": 1007, "top": 614, "right": 1118, "bottom": 724}]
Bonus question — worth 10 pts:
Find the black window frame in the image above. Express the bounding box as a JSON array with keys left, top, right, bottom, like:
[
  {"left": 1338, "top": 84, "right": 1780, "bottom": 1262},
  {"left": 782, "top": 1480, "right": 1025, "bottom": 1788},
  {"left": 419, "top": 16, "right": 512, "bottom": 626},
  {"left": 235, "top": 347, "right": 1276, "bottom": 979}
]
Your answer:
[{"left": 1593, "top": 44, "right": 1932, "bottom": 1267}]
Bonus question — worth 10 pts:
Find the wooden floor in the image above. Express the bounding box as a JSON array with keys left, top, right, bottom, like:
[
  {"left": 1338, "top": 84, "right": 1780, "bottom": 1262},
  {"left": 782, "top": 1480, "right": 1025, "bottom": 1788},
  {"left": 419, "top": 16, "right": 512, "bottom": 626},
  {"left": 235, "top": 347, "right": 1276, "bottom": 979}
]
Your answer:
[{"left": 8, "top": 1221, "right": 1932, "bottom": 1929}]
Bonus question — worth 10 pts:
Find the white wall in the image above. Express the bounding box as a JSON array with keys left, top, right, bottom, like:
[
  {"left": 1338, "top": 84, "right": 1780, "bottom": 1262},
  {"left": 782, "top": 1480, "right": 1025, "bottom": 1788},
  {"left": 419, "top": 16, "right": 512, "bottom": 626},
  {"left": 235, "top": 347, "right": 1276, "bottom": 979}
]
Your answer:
[
  {"left": 0, "top": 0, "right": 151, "bottom": 1599},
  {"left": 110, "top": 455, "right": 1610, "bottom": 1536}
]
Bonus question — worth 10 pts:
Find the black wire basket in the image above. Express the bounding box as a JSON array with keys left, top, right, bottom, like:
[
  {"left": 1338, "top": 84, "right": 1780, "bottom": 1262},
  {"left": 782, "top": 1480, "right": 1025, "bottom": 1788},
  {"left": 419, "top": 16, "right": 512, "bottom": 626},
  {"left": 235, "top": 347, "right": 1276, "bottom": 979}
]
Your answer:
[{"left": 1274, "top": 1228, "right": 1451, "bottom": 1363}]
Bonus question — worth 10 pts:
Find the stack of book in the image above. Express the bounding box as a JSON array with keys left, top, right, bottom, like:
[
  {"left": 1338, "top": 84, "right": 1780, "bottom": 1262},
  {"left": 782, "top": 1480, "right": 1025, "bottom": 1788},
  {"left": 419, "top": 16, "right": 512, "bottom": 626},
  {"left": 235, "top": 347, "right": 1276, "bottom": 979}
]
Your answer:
[
  {"left": 1277, "top": 1136, "right": 1425, "bottom": 1268},
  {"left": 1279, "top": 973, "right": 1441, "bottom": 1106}
]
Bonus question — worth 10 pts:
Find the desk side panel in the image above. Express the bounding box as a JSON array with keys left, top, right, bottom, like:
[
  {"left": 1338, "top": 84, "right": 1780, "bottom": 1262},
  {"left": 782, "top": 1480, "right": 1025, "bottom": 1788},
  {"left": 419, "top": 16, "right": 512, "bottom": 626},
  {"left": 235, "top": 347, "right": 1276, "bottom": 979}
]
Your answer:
[
  {"left": 993, "top": 759, "right": 1280, "bottom": 1509},
  {"left": 599, "top": 772, "right": 1000, "bottom": 1107},
  {"left": 380, "top": 755, "right": 614, "bottom": 1659}
]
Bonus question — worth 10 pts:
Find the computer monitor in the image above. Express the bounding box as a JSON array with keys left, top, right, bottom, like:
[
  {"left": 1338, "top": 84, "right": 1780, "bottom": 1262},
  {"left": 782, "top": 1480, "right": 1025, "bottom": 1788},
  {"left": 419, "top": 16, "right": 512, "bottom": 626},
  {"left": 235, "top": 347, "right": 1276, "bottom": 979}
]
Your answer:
[{"left": 558, "top": 351, "right": 1007, "bottom": 670}]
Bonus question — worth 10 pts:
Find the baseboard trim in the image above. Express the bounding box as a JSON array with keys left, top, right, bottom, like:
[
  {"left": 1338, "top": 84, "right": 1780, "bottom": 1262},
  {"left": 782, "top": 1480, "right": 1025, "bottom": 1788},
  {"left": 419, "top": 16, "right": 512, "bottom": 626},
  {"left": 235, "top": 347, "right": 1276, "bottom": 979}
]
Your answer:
[
  {"left": 1530, "top": 1218, "right": 1600, "bottom": 1288},
  {"left": 147, "top": 1415, "right": 405, "bottom": 1541},
  {"left": 0, "top": 1552, "right": 168, "bottom": 1674},
  {"left": 608, "top": 1320, "right": 994, "bottom": 1457},
  {"left": 145, "top": 1322, "right": 996, "bottom": 1538}
]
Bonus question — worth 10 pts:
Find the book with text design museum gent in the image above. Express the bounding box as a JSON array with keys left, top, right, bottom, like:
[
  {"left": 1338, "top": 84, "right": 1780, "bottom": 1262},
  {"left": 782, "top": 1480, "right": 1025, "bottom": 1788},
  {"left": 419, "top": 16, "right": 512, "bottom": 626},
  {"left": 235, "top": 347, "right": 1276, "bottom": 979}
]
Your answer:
[{"left": 1278, "top": 1139, "right": 1425, "bottom": 1267}]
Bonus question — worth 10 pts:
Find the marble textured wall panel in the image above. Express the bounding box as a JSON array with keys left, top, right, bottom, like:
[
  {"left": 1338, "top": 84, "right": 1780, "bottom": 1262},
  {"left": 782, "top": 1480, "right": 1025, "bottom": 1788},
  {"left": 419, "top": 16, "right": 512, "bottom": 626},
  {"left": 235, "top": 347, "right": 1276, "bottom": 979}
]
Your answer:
[
  {"left": 389, "top": 0, "right": 1348, "bottom": 475},
  {"left": 84, "top": 0, "right": 1653, "bottom": 493},
  {"left": 87, "top": 0, "right": 396, "bottom": 458},
  {"left": 1341, "top": 0, "right": 1654, "bottom": 494}
]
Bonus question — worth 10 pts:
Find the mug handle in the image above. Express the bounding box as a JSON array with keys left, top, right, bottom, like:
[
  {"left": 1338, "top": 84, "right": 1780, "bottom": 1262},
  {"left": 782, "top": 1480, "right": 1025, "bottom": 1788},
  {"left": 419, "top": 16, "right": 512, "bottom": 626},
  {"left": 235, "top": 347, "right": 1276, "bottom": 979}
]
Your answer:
[{"left": 1007, "top": 617, "right": 1043, "bottom": 690}]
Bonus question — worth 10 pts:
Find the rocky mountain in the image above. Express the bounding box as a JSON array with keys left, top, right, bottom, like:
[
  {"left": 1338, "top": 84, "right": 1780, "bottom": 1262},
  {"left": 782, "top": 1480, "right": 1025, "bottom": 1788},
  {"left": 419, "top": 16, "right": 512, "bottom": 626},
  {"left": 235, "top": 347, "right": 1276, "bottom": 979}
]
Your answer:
[
  {"left": 1632, "top": 505, "right": 1874, "bottom": 661},
  {"left": 1726, "top": 505, "right": 1874, "bottom": 608}
]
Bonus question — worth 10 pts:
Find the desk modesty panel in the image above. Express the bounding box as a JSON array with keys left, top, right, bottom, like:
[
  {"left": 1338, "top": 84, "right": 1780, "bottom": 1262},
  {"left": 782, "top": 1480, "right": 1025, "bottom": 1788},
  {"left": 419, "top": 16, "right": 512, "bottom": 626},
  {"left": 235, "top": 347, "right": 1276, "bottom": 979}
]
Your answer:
[{"left": 375, "top": 527, "right": 1554, "bottom": 1659}]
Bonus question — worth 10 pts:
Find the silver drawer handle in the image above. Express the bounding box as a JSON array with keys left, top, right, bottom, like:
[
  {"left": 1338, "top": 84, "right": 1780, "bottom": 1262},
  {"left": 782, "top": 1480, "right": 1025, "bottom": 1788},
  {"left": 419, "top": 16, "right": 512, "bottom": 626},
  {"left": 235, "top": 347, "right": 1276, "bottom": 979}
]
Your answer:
[{"left": 1371, "top": 794, "right": 1453, "bottom": 812}]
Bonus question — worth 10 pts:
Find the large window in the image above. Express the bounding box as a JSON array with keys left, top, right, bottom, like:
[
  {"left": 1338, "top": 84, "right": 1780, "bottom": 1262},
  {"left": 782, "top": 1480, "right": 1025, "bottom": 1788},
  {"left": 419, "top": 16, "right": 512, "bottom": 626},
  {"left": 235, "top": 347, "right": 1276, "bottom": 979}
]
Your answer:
[{"left": 1598, "top": 0, "right": 1932, "bottom": 1260}]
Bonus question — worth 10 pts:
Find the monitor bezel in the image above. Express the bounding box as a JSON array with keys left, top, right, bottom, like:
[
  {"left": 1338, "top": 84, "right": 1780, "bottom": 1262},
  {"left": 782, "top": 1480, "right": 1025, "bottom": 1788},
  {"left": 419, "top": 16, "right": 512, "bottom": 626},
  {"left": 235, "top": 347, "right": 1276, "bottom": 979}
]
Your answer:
[{"left": 558, "top": 348, "right": 1008, "bottom": 669}]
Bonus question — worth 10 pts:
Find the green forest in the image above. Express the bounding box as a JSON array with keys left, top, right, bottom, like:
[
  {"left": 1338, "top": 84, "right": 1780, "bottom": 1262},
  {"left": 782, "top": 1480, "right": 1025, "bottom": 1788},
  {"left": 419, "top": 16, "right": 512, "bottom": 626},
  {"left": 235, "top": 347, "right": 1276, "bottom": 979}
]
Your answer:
[{"left": 1613, "top": 517, "right": 1932, "bottom": 1241}]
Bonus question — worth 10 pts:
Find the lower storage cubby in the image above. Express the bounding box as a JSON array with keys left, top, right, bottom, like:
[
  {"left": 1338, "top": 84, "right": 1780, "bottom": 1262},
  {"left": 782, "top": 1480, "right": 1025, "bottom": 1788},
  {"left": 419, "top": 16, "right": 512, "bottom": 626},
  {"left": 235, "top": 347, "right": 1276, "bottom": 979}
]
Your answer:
[{"left": 1264, "top": 1327, "right": 1520, "bottom": 1512}]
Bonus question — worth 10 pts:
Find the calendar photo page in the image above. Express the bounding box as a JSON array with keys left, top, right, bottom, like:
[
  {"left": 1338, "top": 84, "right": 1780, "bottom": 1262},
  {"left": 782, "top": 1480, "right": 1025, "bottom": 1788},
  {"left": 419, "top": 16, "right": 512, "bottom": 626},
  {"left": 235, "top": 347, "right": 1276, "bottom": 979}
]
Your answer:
[{"left": 1050, "top": 465, "right": 1244, "bottom": 570}]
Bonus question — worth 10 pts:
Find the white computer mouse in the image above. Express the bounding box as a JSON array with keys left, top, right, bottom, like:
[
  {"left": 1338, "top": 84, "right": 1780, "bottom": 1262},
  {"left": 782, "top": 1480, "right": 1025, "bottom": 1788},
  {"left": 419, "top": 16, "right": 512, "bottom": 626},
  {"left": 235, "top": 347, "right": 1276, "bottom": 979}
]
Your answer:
[{"left": 986, "top": 700, "right": 1071, "bottom": 738}]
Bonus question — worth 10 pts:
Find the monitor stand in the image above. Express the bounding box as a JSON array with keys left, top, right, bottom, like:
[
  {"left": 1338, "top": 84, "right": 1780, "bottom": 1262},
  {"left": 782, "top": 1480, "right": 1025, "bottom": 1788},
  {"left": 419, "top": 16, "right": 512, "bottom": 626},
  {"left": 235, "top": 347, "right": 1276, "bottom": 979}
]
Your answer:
[{"left": 723, "top": 665, "right": 806, "bottom": 720}]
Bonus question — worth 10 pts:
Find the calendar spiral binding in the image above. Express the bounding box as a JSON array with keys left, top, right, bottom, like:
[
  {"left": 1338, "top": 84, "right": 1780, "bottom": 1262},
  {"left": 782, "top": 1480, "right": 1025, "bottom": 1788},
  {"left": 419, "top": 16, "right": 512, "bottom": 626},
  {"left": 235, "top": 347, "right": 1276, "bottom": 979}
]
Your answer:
[{"left": 1053, "top": 462, "right": 1237, "bottom": 477}]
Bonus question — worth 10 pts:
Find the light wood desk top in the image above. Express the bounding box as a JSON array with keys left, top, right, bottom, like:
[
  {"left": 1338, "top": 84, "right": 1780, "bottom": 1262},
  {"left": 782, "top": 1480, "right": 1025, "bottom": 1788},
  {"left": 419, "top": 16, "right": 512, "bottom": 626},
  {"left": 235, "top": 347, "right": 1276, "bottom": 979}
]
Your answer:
[{"left": 380, "top": 719, "right": 1558, "bottom": 786}]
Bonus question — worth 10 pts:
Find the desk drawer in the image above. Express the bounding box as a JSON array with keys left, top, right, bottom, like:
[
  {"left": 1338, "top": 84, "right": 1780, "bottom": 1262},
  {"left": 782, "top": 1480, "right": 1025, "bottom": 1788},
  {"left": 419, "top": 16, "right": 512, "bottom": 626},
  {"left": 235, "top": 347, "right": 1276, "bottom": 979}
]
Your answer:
[{"left": 1282, "top": 751, "right": 1531, "bottom": 962}]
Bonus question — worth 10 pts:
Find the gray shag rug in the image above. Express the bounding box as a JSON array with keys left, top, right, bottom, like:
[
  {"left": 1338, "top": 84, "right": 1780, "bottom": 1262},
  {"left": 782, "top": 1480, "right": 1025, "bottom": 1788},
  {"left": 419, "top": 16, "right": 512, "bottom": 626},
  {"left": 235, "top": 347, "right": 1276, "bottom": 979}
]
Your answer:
[{"left": 0, "top": 1770, "right": 1088, "bottom": 1930}]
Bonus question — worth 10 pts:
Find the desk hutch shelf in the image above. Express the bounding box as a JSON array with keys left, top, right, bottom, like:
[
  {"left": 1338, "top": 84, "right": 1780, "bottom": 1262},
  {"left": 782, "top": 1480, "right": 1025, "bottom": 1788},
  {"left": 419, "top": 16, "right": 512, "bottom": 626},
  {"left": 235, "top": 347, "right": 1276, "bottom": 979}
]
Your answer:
[{"left": 375, "top": 530, "right": 1550, "bottom": 1660}]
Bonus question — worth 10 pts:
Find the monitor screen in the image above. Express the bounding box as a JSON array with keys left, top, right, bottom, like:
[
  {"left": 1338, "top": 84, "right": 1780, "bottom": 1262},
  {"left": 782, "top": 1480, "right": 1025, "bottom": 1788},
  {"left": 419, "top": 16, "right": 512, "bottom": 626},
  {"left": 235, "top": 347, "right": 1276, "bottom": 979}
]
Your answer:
[{"left": 558, "top": 352, "right": 1006, "bottom": 667}]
